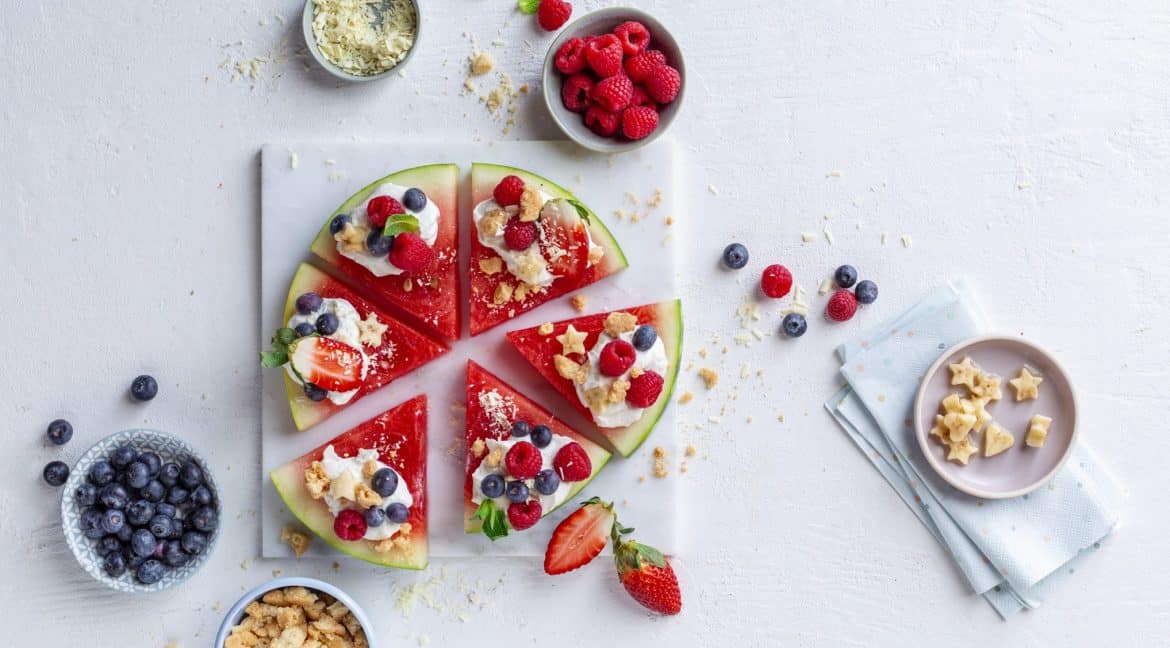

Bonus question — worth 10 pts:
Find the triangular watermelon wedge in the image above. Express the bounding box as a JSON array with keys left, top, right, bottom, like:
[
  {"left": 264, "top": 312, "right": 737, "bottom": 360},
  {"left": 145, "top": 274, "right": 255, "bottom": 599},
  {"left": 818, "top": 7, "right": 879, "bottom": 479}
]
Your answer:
[
  {"left": 505, "top": 300, "right": 682, "bottom": 457},
  {"left": 311, "top": 164, "right": 461, "bottom": 341},
  {"left": 271, "top": 395, "right": 428, "bottom": 569},
  {"left": 469, "top": 163, "right": 628, "bottom": 336},
  {"left": 265, "top": 263, "right": 448, "bottom": 431},
  {"left": 464, "top": 360, "right": 611, "bottom": 540}
]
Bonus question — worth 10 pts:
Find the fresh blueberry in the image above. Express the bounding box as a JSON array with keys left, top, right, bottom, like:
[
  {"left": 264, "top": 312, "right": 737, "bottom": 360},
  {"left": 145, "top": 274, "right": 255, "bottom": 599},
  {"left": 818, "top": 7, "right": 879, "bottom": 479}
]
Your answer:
[
  {"left": 151, "top": 539, "right": 167, "bottom": 559},
  {"left": 126, "top": 500, "right": 156, "bottom": 526},
  {"left": 722, "top": 243, "right": 749, "bottom": 270},
  {"left": 296, "top": 292, "right": 323, "bottom": 315},
  {"left": 123, "top": 462, "right": 150, "bottom": 489},
  {"left": 855, "top": 279, "right": 879, "bottom": 305},
  {"left": 46, "top": 419, "right": 73, "bottom": 446},
  {"left": 75, "top": 483, "right": 98, "bottom": 507},
  {"left": 155, "top": 503, "right": 178, "bottom": 519},
  {"left": 99, "top": 483, "right": 129, "bottom": 510},
  {"left": 103, "top": 551, "right": 127, "bottom": 578},
  {"left": 364, "top": 507, "right": 386, "bottom": 527},
  {"left": 136, "top": 559, "right": 165, "bottom": 585},
  {"left": 131, "top": 529, "right": 156, "bottom": 557},
  {"left": 505, "top": 481, "right": 529, "bottom": 503},
  {"left": 168, "top": 520, "right": 184, "bottom": 539},
  {"left": 130, "top": 375, "right": 159, "bottom": 401},
  {"left": 158, "top": 462, "right": 180, "bottom": 487},
  {"left": 148, "top": 514, "right": 173, "bottom": 538},
  {"left": 510, "top": 421, "right": 531, "bottom": 438},
  {"left": 190, "top": 485, "right": 213, "bottom": 507},
  {"left": 632, "top": 325, "right": 658, "bottom": 351},
  {"left": 402, "top": 188, "right": 428, "bottom": 212},
  {"left": 834, "top": 265, "right": 858, "bottom": 289},
  {"left": 191, "top": 506, "right": 218, "bottom": 533},
  {"left": 371, "top": 468, "right": 398, "bottom": 497},
  {"left": 165, "top": 486, "right": 189, "bottom": 506},
  {"left": 315, "top": 312, "right": 340, "bottom": 336},
  {"left": 385, "top": 502, "right": 410, "bottom": 524},
  {"left": 365, "top": 230, "right": 394, "bottom": 256},
  {"left": 181, "top": 531, "right": 208, "bottom": 555},
  {"left": 303, "top": 382, "right": 328, "bottom": 402},
  {"left": 329, "top": 213, "right": 352, "bottom": 235},
  {"left": 110, "top": 445, "right": 137, "bottom": 468},
  {"left": 80, "top": 509, "right": 105, "bottom": 539},
  {"left": 179, "top": 461, "right": 204, "bottom": 489},
  {"left": 534, "top": 469, "right": 560, "bottom": 496},
  {"left": 101, "top": 509, "right": 126, "bottom": 535},
  {"left": 138, "top": 452, "right": 161, "bottom": 477},
  {"left": 88, "top": 460, "right": 115, "bottom": 486},
  {"left": 100, "top": 535, "right": 123, "bottom": 555},
  {"left": 141, "top": 480, "right": 165, "bottom": 503},
  {"left": 293, "top": 322, "right": 315, "bottom": 337},
  {"left": 782, "top": 313, "right": 808, "bottom": 338},
  {"left": 116, "top": 523, "right": 134, "bottom": 543},
  {"left": 479, "top": 474, "right": 505, "bottom": 499},
  {"left": 163, "top": 540, "right": 189, "bottom": 568},
  {"left": 530, "top": 425, "right": 552, "bottom": 449},
  {"left": 125, "top": 551, "right": 146, "bottom": 570}
]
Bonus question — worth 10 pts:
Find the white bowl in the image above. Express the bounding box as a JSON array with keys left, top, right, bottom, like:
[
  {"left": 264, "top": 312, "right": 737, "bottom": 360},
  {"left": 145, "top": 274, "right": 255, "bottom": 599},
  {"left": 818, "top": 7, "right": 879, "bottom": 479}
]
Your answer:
[
  {"left": 302, "top": 0, "right": 421, "bottom": 82},
  {"left": 215, "top": 577, "right": 379, "bottom": 647}
]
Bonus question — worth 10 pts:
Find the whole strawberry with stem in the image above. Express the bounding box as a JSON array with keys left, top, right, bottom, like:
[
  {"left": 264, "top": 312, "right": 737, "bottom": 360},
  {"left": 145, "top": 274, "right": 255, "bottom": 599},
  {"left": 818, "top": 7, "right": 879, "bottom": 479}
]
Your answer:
[{"left": 612, "top": 522, "right": 682, "bottom": 615}]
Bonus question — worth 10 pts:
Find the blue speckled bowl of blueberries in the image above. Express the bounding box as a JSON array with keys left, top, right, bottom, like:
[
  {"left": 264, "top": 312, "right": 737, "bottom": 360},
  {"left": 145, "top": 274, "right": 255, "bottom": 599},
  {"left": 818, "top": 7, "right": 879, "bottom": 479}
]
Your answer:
[{"left": 60, "top": 429, "right": 221, "bottom": 593}]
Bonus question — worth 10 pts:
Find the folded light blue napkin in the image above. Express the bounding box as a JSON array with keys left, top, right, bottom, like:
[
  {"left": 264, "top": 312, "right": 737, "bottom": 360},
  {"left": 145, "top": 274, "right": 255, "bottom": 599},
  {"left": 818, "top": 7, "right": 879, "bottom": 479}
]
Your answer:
[{"left": 825, "top": 279, "right": 1124, "bottom": 618}]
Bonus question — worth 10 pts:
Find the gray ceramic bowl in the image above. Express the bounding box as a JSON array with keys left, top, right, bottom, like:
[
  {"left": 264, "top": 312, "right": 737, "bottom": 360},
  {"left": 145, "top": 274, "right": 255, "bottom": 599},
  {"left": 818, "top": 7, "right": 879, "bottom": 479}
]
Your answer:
[
  {"left": 215, "top": 577, "right": 378, "bottom": 647},
  {"left": 61, "top": 429, "right": 222, "bottom": 593},
  {"left": 543, "top": 7, "right": 685, "bottom": 153},
  {"left": 302, "top": 0, "right": 420, "bottom": 82}
]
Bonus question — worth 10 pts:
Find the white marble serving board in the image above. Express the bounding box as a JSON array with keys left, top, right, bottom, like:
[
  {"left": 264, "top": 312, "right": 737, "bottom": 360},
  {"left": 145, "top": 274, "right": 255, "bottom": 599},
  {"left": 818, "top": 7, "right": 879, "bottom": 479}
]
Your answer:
[{"left": 259, "top": 140, "right": 681, "bottom": 559}]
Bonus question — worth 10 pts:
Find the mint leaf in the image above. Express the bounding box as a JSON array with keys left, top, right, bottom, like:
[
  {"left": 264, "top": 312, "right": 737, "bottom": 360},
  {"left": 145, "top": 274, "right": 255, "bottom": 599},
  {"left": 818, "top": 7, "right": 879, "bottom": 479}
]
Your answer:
[
  {"left": 275, "top": 327, "right": 297, "bottom": 345},
  {"left": 259, "top": 350, "right": 288, "bottom": 368},
  {"left": 566, "top": 198, "right": 593, "bottom": 224},
  {"left": 517, "top": 0, "right": 540, "bottom": 14},
  {"left": 382, "top": 213, "right": 420, "bottom": 238},
  {"left": 471, "top": 500, "right": 509, "bottom": 541},
  {"left": 259, "top": 327, "right": 297, "bottom": 368}
]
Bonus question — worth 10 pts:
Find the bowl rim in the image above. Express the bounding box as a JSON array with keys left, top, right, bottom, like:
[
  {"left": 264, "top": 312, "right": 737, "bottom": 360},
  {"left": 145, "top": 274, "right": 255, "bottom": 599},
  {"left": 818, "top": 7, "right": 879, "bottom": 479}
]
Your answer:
[
  {"left": 301, "top": 0, "right": 420, "bottom": 83},
  {"left": 913, "top": 334, "right": 1080, "bottom": 499},
  {"left": 542, "top": 6, "right": 685, "bottom": 153},
  {"left": 214, "top": 576, "right": 378, "bottom": 648},
  {"left": 60, "top": 428, "right": 223, "bottom": 593}
]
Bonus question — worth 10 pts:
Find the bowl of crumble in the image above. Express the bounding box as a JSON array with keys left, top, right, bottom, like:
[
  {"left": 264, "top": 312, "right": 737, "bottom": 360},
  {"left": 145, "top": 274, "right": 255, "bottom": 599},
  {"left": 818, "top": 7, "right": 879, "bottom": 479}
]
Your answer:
[
  {"left": 302, "top": 0, "right": 420, "bottom": 82},
  {"left": 216, "top": 577, "right": 377, "bottom": 648}
]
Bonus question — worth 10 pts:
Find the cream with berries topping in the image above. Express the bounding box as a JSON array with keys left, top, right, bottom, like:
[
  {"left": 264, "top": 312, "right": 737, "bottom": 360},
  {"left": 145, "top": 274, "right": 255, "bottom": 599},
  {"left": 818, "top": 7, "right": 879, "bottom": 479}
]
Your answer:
[
  {"left": 310, "top": 445, "right": 413, "bottom": 541},
  {"left": 334, "top": 182, "right": 439, "bottom": 277},
  {"left": 285, "top": 298, "right": 372, "bottom": 405},
  {"left": 473, "top": 191, "right": 601, "bottom": 289},
  {"left": 470, "top": 434, "right": 575, "bottom": 512},
  {"left": 572, "top": 313, "right": 668, "bottom": 428}
]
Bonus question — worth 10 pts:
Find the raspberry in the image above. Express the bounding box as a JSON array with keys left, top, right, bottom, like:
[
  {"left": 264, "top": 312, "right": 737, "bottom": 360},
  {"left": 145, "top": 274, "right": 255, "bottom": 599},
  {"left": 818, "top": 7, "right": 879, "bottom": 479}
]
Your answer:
[
  {"left": 333, "top": 509, "right": 367, "bottom": 541},
  {"left": 561, "top": 73, "right": 594, "bottom": 113},
  {"left": 584, "top": 106, "right": 620, "bottom": 137},
  {"left": 629, "top": 86, "right": 654, "bottom": 108},
  {"left": 505, "top": 441, "right": 543, "bottom": 479},
  {"left": 645, "top": 64, "right": 682, "bottom": 104},
  {"left": 621, "top": 105, "right": 659, "bottom": 140},
  {"left": 826, "top": 289, "right": 859, "bottom": 322},
  {"left": 366, "top": 195, "right": 404, "bottom": 229},
  {"left": 493, "top": 175, "right": 525, "bottom": 207},
  {"left": 554, "top": 37, "right": 587, "bottom": 74},
  {"left": 585, "top": 34, "right": 623, "bottom": 77},
  {"left": 624, "top": 50, "right": 666, "bottom": 83},
  {"left": 760, "top": 264, "right": 793, "bottom": 299},
  {"left": 613, "top": 21, "right": 651, "bottom": 56},
  {"left": 388, "top": 232, "right": 434, "bottom": 272},
  {"left": 598, "top": 339, "right": 636, "bottom": 376},
  {"left": 591, "top": 74, "right": 633, "bottom": 112},
  {"left": 507, "top": 500, "right": 543, "bottom": 531},
  {"left": 553, "top": 442, "right": 592, "bottom": 482},
  {"left": 537, "top": 0, "right": 572, "bottom": 31},
  {"left": 503, "top": 217, "right": 537, "bottom": 250},
  {"left": 626, "top": 370, "right": 664, "bottom": 408}
]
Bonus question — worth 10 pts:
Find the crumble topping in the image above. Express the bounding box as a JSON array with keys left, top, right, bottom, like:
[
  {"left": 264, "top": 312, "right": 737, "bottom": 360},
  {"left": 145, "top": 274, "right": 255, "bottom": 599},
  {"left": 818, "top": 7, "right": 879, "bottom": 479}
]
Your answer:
[
  {"left": 353, "top": 483, "right": 383, "bottom": 508},
  {"left": 470, "top": 438, "right": 487, "bottom": 458},
  {"left": 608, "top": 379, "right": 630, "bottom": 403},
  {"left": 698, "top": 368, "right": 719, "bottom": 389},
  {"left": 587, "top": 245, "right": 605, "bottom": 266},
  {"left": 518, "top": 186, "right": 543, "bottom": 222},
  {"left": 334, "top": 221, "right": 370, "bottom": 253},
  {"left": 478, "top": 257, "right": 503, "bottom": 275},
  {"left": 538, "top": 322, "right": 555, "bottom": 336},
  {"left": 570, "top": 294, "right": 588, "bottom": 312},
  {"left": 492, "top": 282, "right": 514, "bottom": 305},
  {"left": 652, "top": 447, "right": 668, "bottom": 478},
  {"left": 304, "top": 462, "right": 330, "bottom": 500},
  {"left": 469, "top": 51, "right": 494, "bottom": 75},
  {"left": 479, "top": 208, "right": 508, "bottom": 237},
  {"left": 280, "top": 526, "right": 311, "bottom": 558},
  {"left": 357, "top": 313, "right": 387, "bottom": 347},
  {"left": 603, "top": 311, "right": 637, "bottom": 337},
  {"left": 554, "top": 354, "right": 586, "bottom": 384},
  {"left": 678, "top": 391, "right": 694, "bottom": 404},
  {"left": 224, "top": 585, "right": 369, "bottom": 648}
]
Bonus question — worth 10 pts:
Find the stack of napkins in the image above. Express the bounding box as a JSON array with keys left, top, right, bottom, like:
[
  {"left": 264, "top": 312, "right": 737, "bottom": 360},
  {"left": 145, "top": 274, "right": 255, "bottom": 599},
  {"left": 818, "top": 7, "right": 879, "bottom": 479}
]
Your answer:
[{"left": 824, "top": 279, "right": 1123, "bottom": 617}]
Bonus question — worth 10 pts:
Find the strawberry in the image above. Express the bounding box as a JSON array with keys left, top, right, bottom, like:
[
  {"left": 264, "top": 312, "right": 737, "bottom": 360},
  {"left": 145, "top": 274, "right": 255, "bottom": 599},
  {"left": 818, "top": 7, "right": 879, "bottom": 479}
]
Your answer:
[
  {"left": 614, "top": 533, "right": 682, "bottom": 615},
  {"left": 544, "top": 497, "right": 616, "bottom": 575},
  {"left": 288, "top": 336, "right": 364, "bottom": 393}
]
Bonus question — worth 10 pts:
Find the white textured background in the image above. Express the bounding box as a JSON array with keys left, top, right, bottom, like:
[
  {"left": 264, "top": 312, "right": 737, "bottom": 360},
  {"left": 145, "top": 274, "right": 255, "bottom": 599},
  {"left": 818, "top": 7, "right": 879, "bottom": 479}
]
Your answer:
[{"left": 3, "top": 1, "right": 1169, "bottom": 645}]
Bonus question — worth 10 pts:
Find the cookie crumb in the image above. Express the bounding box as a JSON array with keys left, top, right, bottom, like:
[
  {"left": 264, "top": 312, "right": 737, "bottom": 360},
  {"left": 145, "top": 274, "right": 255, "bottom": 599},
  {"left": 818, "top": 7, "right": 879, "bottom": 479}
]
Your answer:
[
  {"left": 538, "top": 322, "right": 554, "bottom": 335},
  {"left": 652, "top": 447, "right": 669, "bottom": 478},
  {"left": 685, "top": 444, "right": 697, "bottom": 457},
  {"left": 468, "top": 51, "right": 494, "bottom": 75},
  {"left": 678, "top": 391, "right": 693, "bottom": 404},
  {"left": 280, "top": 526, "right": 312, "bottom": 558},
  {"left": 698, "top": 368, "right": 719, "bottom": 389},
  {"left": 570, "top": 294, "right": 588, "bottom": 312}
]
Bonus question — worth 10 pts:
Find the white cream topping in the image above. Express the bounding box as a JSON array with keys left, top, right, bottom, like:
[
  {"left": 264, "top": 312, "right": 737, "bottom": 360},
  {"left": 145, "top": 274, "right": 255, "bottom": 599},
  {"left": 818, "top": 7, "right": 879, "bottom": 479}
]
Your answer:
[
  {"left": 337, "top": 182, "right": 439, "bottom": 277},
  {"left": 285, "top": 297, "right": 367, "bottom": 405},
  {"left": 319, "top": 445, "right": 413, "bottom": 541},
  {"left": 469, "top": 435, "right": 574, "bottom": 514},
  {"left": 472, "top": 192, "right": 597, "bottom": 288},
  {"left": 575, "top": 329, "right": 668, "bottom": 428}
]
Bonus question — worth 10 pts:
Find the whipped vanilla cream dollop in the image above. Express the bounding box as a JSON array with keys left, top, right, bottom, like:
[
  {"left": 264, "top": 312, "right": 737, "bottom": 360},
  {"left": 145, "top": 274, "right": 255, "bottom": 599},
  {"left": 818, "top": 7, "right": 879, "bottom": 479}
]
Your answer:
[
  {"left": 319, "top": 445, "right": 413, "bottom": 541},
  {"left": 285, "top": 297, "right": 367, "bottom": 405},
  {"left": 337, "top": 182, "right": 440, "bottom": 277},
  {"left": 472, "top": 192, "right": 596, "bottom": 289},
  {"left": 575, "top": 330, "right": 668, "bottom": 428},
  {"left": 470, "top": 434, "right": 574, "bottom": 513}
]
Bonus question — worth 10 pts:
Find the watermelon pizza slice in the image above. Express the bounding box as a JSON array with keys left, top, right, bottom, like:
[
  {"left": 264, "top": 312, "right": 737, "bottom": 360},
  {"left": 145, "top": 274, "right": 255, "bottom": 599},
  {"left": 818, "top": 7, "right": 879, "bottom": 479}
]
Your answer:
[
  {"left": 505, "top": 301, "right": 682, "bottom": 457},
  {"left": 469, "top": 163, "right": 628, "bottom": 336},
  {"left": 260, "top": 263, "right": 447, "bottom": 431},
  {"left": 310, "top": 164, "right": 461, "bottom": 341},
  {"left": 270, "top": 394, "right": 428, "bottom": 569},
  {"left": 464, "top": 360, "right": 611, "bottom": 540}
]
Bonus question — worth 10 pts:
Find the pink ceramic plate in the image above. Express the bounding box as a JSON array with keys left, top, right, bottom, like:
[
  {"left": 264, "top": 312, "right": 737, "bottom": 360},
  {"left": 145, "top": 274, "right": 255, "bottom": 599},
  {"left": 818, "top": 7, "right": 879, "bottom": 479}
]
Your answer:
[{"left": 914, "top": 335, "right": 1078, "bottom": 499}]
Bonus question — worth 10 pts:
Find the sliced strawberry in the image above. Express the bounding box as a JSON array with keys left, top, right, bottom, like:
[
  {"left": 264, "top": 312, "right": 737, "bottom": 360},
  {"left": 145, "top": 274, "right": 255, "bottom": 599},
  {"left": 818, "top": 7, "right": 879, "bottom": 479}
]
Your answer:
[
  {"left": 288, "top": 336, "right": 364, "bottom": 392},
  {"left": 538, "top": 200, "right": 590, "bottom": 283},
  {"left": 544, "top": 497, "right": 616, "bottom": 575}
]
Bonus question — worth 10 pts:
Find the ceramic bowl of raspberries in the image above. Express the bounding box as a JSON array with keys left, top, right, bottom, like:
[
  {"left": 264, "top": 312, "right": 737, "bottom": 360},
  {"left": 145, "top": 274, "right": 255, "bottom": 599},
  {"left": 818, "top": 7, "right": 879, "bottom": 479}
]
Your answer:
[
  {"left": 543, "top": 7, "right": 685, "bottom": 152},
  {"left": 60, "top": 429, "right": 221, "bottom": 593}
]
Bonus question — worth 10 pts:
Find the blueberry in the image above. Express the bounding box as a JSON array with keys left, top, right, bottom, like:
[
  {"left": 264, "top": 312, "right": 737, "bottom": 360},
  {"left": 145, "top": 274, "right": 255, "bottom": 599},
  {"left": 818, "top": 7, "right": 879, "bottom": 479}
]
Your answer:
[
  {"left": 181, "top": 531, "right": 208, "bottom": 555},
  {"left": 101, "top": 509, "right": 126, "bottom": 535},
  {"left": 315, "top": 312, "right": 340, "bottom": 336},
  {"left": 131, "top": 529, "right": 156, "bottom": 557},
  {"left": 296, "top": 291, "right": 323, "bottom": 315},
  {"left": 190, "top": 485, "right": 213, "bottom": 507},
  {"left": 479, "top": 474, "right": 505, "bottom": 499},
  {"left": 100, "top": 535, "right": 123, "bottom": 554},
  {"left": 136, "top": 559, "right": 165, "bottom": 585},
  {"left": 126, "top": 500, "right": 156, "bottom": 526},
  {"left": 110, "top": 445, "right": 137, "bottom": 468},
  {"left": 130, "top": 375, "right": 159, "bottom": 401},
  {"left": 125, "top": 551, "right": 146, "bottom": 570},
  {"left": 364, "top": 507, "right": 386, "bottom": 527},
  {"left": 834, "top": 265, "right": 858, "bottom": 289},
  {"left": 87, "top": 460, "right": 115, "bottom": 486},
  {"left": 179, "top": 461, "right": 204, "bottom": 489},
  {"left": 99, "top": 483, "right": 129, "bottom": 510},
  {"left": 329, "top": 213, "right": 352, "bottom": 235},
  {"left": 103, "top": 551, "right": 127, "bottom": 578},
  {"left": 385, "top": 502, "right": 410, "bottom": 524},
  {"left": 166, "top": 486, "right": 189, "bottom": 506},
  {"left": 46, "top": 419, "right": 73, "bottom": 446},
  {"left": 293, "top": 322, "right": 315, "bottom": 338},
  {"left": 402, "top": 188, "right": 428, "bottom": 212},
  {"left": 155, "top": 503, "right": 177, "bottom": 519},
  {"left": 141, "top": 479, "right": 165, "bottom": 503},
  {"left": 371, "top": 468, "right": 398, "bottom": 497},
  {"left": 534, "top": 469, "right": 560, "bottom": 496},
  {"left": 530, "top": 425, "right": 552, "bottom": 449},
  {"left": 190, "top": 506, "right": 218, "bottom": 533},
  {"left": 148, "top": 514, "right": 173, "bottom": 538},
  {"left": 75, "top": 483, "right": 98, "bottom": 507},
  {"left": 116, "top": 523, "right": 134, "bottom": 542},
  {"left": 510, "top": 421, "right": 531, "bottom": 438},
  {"left": 303, "top": 382, "right": 328, "bottom": 402},
  {"left": 782, "top": 313, "right": 808, "bottom": 338},
  {"left": 722, "top": 243, "right": 749, "bottom": 270},
  {"left": 632, "top": 325, "right": 658, "bottom": 351},
  {"left": 158, "top": 462, "right": 180, "bottom": 487},
  {"left": 505, "top": 480, "right": 529, "bottom": 503},
  {"left": 365, "top": 230, "right": 394, "bottom": 256},
  {"left": 138, "top": 452, "right": 161, "bottom": 477},
  {"left": 81, "top": 509, "right": 106, "bottom": 539},
  {"left": 163, "top": 540, "right": 189, "bottom": 567},
  {"left": 123, "top": 462, "right": 150, "bottom": 489},
  {"left": 855, "top": 279, "right": 878, "bottom": 305}
]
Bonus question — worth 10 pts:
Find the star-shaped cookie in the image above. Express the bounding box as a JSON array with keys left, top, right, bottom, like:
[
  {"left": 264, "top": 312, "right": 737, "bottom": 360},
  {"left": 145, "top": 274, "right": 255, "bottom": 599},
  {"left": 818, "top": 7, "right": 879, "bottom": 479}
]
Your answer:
[
  {"left": 555, "top": 324, "right": 588, "bottom": 356},
  {"left": 1009, "top": 367, "right": 1043, "bottom": 401},
  {"left": 948, "top": 356, "right": 980, "bottom": 389}
]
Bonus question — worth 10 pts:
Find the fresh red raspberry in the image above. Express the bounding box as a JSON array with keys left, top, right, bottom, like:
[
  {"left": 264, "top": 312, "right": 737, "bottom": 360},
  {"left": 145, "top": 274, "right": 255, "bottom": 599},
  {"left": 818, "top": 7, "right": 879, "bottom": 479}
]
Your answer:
[
  {"left": 388, "top": 232, "right": 434, "bottom": 272},
  {"left": 493, "top": 175, "right": 525, "bottom": 207},
  {"left": 507, "top": 500, "right": 543, "bottom": 531},
  {"left": 591, "top": 74, "right": 633, "bottom": 112},
  {"left": 333, "top": 509, "right": 367, "bottom": 541},
  {"left": 503, "top": 217, "right": 537, "bottom": 251},
  {"left": 561, "top": 73, "right": 594, "bottom": 113},
  {"left": 629, "top": 86, "right": 654, "bottom": 108},
  {"left": 553, "top": 442, "right": 592, "bottom": 481},
  {"left": 505, "top": 441, "right": 543, "bottom": 479},
  {"left": 826, "top": 289, "right": 859, "bottom": 322},
  {"left": 626, "top": 370, "right": 665, "bottom": 408},
  {"left": 612, "top": 21, "right": 651, "bottom": 56},
  {"left": 366, "top": 195, "right": 405, "bottom": 229},
  {"left": 621, "top": 105, "right": 659, "bottom": 140},
  {"left": 585, "top": 34, "right": 624, "bottom": 77},
  {"left": 761, "top": 264, "right": 793, "bottom": 298},
  {"left": 554, "top": 37, "right": 587, "bottom": 74},
  {"left": 584, "top": 106, "right": 620, "bottom": 137},
  {"left": 537, "top": 0, "right": 572, "bottom": 31},
  {"left": 645, "top": 64, "right": 682, "bottom": 104},
  {"left": 624, "top": 49, "right": 666, "bottom": 83},
  {"left": 598, "top": 339, "right": 637, "bottom": 376}
]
